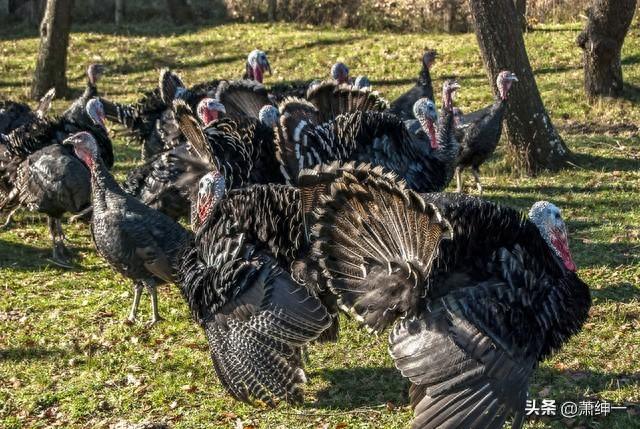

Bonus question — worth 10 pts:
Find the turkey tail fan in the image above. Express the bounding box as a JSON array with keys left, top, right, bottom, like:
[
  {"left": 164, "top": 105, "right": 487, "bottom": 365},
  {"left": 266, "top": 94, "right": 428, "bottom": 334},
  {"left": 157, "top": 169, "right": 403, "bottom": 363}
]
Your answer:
[
  {"left": 307, "top": 80, "right": 388, "bottom": 123},
  {"left": 35, "top": 88, "right": 56, "bottom": 119},
  {"left": 215, "top": 80, "right": 272, "bottom": 121},
  {"left": 273, "top": 97, "right": 322, "bottom": 183},
  {"left": 172, "top": 99, "right": 214, "bottom": 165},
  {"left": 159, "top": 68, "right": 186, "bottom": 105},
  {"left": 311, "top": 164, "right": 452, "bottom": 332},
  {"left": 100, "top": 97, "right": 139, "bottom": 129}
]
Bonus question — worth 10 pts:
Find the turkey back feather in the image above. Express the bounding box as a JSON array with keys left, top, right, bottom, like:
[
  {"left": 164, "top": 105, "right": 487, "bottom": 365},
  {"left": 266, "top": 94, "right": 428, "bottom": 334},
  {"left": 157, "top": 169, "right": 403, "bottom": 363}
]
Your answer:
[
  {"left": 306, "top": 80, "right": 389, "bottom": 123},
  {"left": 216, "top": 80, "right": 272, "bottom": 121},
  {"left": 310, "top": 163, "right": 452, "bottom": 332}
]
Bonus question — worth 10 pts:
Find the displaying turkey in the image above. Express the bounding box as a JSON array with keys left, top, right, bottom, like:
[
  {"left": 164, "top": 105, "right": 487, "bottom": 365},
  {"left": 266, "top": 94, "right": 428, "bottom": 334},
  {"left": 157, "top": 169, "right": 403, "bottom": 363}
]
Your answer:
[
  {"left": 179, "top": 163, "right": 403, "bottom": 406},
  {"left": 311, "top": 164, "right": 591, "bottom": 429},
  {"left": 272, "top": 79, "right": 459, "bottom": 193},
  {"left": 389, "top": 50, "right": 437, "bottom": 121},
  {"left": 455, "top": 70, "right": 518, "bottom": 194},
  {"left": 0, "top": 99, "right": 112, "bottom": 267},
  {"left": 70, "top": 131, "right": 192, "bottom": 325},
  {"left": 0, "top": 88, "right": 56, "bottom": 134}
]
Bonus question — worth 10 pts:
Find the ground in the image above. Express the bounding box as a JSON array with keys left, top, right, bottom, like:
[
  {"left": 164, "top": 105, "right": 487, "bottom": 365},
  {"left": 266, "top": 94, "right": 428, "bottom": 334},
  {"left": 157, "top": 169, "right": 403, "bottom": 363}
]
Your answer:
[{"left": 0, "top": 21, "right": 639, "bottom": 429}]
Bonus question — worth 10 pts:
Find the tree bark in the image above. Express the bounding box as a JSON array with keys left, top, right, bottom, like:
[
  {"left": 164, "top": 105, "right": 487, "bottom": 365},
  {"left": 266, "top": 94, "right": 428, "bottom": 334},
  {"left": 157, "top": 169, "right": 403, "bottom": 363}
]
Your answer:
[
  {"left": 469, "top": 0, "right": 569, "bottom": 174},
  {"left": 31, "top": 0, "right": 74, "bottom": 99},
  {"left": 166, "top": 0, "right": 194, "bottom": 25},
  {"left": 114, "top": 0, "right": 123, "bottom": 25},
  {"left": 514, "top": 0, "right": 527, "bottom": 32},
  {"left": 576, "top": 0, "right": 637, "bottom": 100},
  {"left": 268, "top": 0, "right": 277, "bottom": 21}
]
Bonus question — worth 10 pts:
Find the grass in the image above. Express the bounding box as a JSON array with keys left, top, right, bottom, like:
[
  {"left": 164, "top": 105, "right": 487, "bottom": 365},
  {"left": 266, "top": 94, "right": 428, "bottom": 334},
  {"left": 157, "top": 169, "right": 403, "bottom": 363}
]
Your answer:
[{"left": 1, "top": 21, "right": 639, "bottom": 429}]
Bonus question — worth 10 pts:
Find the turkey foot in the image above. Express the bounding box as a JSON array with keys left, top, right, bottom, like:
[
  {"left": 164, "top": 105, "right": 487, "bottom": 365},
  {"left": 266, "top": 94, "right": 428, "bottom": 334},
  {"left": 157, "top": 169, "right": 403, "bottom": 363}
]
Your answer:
[
  {"left": 0, "top": 207, "right": 18, "bottom": 231},
  {"left": 48, "top": 217, "right": 73, "bottom": 268},
  {"left": 70, "top": 206, "right": 93, "bottom": 224},
  {"left": 146, "top": 286, "right": 163, "bottom": 328}
]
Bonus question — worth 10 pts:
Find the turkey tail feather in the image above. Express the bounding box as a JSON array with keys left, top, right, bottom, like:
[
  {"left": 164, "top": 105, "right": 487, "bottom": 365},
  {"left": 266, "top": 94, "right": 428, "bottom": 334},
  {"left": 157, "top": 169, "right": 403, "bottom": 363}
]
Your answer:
[
  {"left": 307, "top": 81, "right": 388, "bottom": 123},
  {"left": 310, "top": 163, "right": 452, "bottom": 332},
  {"left": 216, "top": 80, "right": 272, "bottom": 120}
]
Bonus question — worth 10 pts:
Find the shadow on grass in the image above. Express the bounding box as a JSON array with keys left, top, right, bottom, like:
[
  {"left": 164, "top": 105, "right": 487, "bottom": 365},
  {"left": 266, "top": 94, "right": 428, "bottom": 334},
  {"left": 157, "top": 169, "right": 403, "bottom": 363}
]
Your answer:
[
  {"left": 0, "top": 347, "right": 67, "bottom": 362},
  {"left": 0, "top": 237, "right": 92, "bottom": 272},
  {"left": 571, "top": 152, "right": 640, "bottom": 172},
  {"left": 591, "top": 282, "right": 640, "bottom": 304},
  {"left": 312, "top": 366, "right": 408, "bottom": 409}
]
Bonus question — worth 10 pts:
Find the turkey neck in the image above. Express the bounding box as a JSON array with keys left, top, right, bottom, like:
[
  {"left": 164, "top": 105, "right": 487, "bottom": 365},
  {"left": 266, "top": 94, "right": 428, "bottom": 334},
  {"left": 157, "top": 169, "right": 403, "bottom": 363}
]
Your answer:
[
  {"left": 87, "top": 154, "right": 124, "bottom": 212},
  {"left": 418, "top": 64, "right": 432, "bottom": 89},
  {"left": 436, "top": 108, "right": 460, "bottom": 160}
]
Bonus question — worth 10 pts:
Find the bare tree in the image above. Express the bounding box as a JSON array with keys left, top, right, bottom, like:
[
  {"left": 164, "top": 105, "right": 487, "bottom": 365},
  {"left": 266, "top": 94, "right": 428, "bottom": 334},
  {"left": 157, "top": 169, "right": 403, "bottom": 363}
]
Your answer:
[
  {"left": 167, "top": 0, "right": 194, "bottom": 25},
  {"left": 514, "top": 0, "right": 527, "bottom": 32},
  {"left": 31, "top": 0, "right": 74, "bottom": 99},
  {"left": 114, "top": 0, "right": 124, "bottom": 26},
  {"left": 469, "top": 0, "right": 569, "bottom": 173},
  {"left": 576, "top": 0, "right": 637, "bottom": 99}
]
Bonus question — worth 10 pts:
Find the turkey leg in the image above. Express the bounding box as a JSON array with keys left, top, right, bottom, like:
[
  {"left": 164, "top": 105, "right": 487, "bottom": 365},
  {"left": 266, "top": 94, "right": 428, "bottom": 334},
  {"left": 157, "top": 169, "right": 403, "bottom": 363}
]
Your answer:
[
  {"left": 147, "top": 283, "right": 164, "bottom": 327},
  {"left": 471, "top": 167, "right": 483, "bottom": 195},
  {"left": 69, "top": 205, "right": 93, "bottom": 224},
  {"left": 455, "top": 166, "right": 463, "bottom": 193},
  {"left": 126, "top": 282, "right": 144, "bottom": 324},
  {"left": 0, "top": 206, "right": 19, "bottom": 231},
  {"left": 48, "top": 217, "right": 73, "bottom": 268}
]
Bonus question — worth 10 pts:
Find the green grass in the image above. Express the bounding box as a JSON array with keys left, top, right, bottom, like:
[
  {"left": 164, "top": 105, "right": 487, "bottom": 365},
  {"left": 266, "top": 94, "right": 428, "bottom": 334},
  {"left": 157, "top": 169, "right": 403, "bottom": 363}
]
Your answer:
[{"left": 1, "top": 22, "right": 639, "bottom": 429}]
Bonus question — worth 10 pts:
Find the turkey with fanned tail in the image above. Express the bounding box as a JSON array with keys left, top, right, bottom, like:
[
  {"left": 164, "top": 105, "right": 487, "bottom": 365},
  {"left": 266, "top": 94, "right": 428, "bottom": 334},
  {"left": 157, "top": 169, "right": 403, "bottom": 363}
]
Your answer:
[{"left": 311, "top": 166, "right": 591, "bottom": 429}]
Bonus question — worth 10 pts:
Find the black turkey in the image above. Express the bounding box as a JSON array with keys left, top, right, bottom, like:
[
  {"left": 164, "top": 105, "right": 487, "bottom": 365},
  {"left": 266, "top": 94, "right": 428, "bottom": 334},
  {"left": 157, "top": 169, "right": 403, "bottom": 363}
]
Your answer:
[
  {"left": 311, "top": 165, "right": 591, "bottom": 429},
  {"left": 179, "top": 163, "right": 401, "bottom": 406},
  {"left": 272, "top": 79, "right": 460, "bottom": 193},
  {"left": 100, "top": 68, "right": 218, "bottom": 160},
  {"left": 71, "top": 131, "right": 192, "bottom": 325},
  {"left": 61, "top": 64, "right": 105, "bottom": 127},
  {"left": 0, "top": 88, "right": 56, "bottom": 134},
  {"left": 0, "top": 99, "right": 112, "bottom": 267},
  {"left": 455, "top": 70, "right": 518, "bottom": 194},
  {"left": 389, "top": 50, "right": 436, "bottom": 121}
]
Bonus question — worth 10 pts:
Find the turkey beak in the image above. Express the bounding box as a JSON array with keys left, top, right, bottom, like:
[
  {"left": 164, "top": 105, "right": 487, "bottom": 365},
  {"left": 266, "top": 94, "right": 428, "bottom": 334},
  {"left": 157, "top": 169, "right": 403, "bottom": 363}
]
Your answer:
[
  {"left": 264, "top": 59, "right": 272, "bottom": 76},
  {"left": 509, "top": 74, "right": 518, "bottom": 82}
]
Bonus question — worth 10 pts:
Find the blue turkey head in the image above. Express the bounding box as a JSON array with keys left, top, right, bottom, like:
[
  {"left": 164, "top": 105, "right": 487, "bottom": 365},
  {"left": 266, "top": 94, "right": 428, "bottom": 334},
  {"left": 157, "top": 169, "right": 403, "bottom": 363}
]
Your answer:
[
  {"left": 87, "top": 64, "right": 105, "bottom": 85},
  {"left": 413, "top": 98, "right": 438, "bottom": 149},
  {"left": 246, "top": 50, "right": 271, "bottom": 83},
  {"left": 353, "top": 75, "right": 371, "bottom": 90},
  {"left": 259, "top": 105, "right": 280, "bottom": 128},
  {"left": 529, "top": 201, "right": 576, "bottom": 272},
  {"left": 331, "top": 62, "right": 350, "bottom": 84},
  {"left": 69, "top": 131, "right": 100, "bottom": 169},
  {"left": 422, "top": 50, "right": 437, "bottom": 69}
]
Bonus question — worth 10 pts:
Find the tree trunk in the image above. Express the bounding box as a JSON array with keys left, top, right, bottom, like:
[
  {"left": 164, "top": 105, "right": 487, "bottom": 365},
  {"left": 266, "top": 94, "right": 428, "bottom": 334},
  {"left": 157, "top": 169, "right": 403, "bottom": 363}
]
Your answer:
[
  {"left": 268, "top": 0, "right": 277, "bottom": 21},
  {"left": 514, "top": 0, "right": 527, "bottom": 32},
  {"left": 31, "top": 0, "right": 74, "bottom": 99},
  {"left": 166, "top": 0, "right": 194, "bottom": 25},
  {"left": 468, "top": 0, "right": 569, "bottom": 174},
  {"left": 114, "top": 0, "right": 123, "bottom": 25},
  {"left": 576, "top": 0, "right": 637, "bottom": 100}
]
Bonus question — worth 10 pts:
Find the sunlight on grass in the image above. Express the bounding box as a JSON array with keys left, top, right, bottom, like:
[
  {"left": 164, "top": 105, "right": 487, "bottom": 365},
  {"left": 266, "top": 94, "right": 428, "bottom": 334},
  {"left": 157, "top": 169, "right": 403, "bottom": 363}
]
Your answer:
[{"left": 1, "top": 22, "right": 639, "bottom": 429}]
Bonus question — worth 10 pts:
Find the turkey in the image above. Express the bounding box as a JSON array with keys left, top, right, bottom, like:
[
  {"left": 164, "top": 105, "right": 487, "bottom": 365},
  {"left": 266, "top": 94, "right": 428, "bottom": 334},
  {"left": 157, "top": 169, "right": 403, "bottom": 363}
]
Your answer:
[
  {"left": 272, "top": 79, "right": 460, "bottom": 193},
  {"left": 0, "top": 99, "right": 112, "bottom": 267},
  {"left": 179, "top": 164, "right": 404, "bottom": 406},
  {"left": 100, "top": 68, "right": 218, "bottom": 160},
  {"left": 455, "top": 70, "right": 518, "bottom": 195},
  {"left": 60, "top": 64, "right": 105, "bottom": 126},
  {"left": 70, "top": 131, "right": 192, "bottom": 326},
  {"left": 389, "top": 50, "right": 437, "bottom": 121},
  {"left": 0, "top": 88, "right": 56, "bottom": 134},
  {"left": 311, "top": 164, "right": 591, "bottom": 429},
  {"left": 243, "top": 49, "right": 272, "bottom": 83}
]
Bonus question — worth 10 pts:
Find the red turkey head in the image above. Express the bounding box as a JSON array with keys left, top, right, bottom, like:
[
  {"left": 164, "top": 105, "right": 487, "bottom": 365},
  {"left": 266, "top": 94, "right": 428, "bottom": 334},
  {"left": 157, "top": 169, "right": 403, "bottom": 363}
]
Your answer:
[
  {"left": 69, "top": 131, "right": 100, "bottom": 169},
  {"left": 422, "top": 50, "right": 437, "bottom": 70},
  {"left": 246, "top": 50, "right": 271, "bottom": 83},
  {"left": 413, "top": 98, "right": 439, "bottom": 149},
  {"left": 441, "top": 79, "right": 461, "bottom": 111},
  {"left": 496, "top": 71, "right": 518, "bottom": 101},
  {"left": 195, "top": 171, "right": 226, "bottom": 229},
  {"left": 85, "top": 98, "right": 107, "bottom": 130},
  {"left": 331, "top": 62, "right": 350, "bottom": 84},
  {"left": 196, "top": 98, "right": 226, "bottom": 126},
  {"left": 529, "top": 201, "right": 577, "bottom": 272}
]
